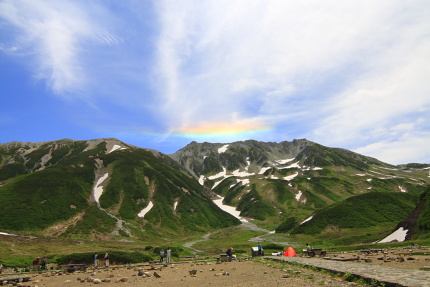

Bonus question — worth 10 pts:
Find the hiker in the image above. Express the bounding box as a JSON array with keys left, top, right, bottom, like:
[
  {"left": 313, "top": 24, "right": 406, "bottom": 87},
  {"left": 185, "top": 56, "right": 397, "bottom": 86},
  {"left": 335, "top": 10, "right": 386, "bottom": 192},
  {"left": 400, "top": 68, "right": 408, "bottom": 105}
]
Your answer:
[
  {"left": 166, "top": 248, "right": 171, "bottom": 264},
  {"left": 94, "top": 253, "right": 99, "bottom": 268},
  {"left": 258, "top": 242, "right": 263, "bottom": 256},
  {"left": 306, "top": 243, "right": 312, "bottom": 256},
  {"left": 226, "top": 248, "right": 235, "bottom": 261},
  {"left": 104, "top": 253, "right": 110, "bottom": 267},
  {"left": 32, "top": 257, "right": 39, "bottom": 271},
  {"left": 159, "top": 249, "right": 165, "bottom": 262},
  {"left": 41, "top": 256, "right": 47, "bottom": 269},
  {"left": 0, "top": 263, "right": 3, "bottom": 274}
]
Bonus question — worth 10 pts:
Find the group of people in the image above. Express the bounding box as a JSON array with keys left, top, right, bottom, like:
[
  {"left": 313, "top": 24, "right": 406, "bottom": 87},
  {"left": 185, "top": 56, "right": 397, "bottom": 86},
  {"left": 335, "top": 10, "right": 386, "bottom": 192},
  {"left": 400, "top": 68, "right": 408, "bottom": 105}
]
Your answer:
[
  {"left": 93, "top": 253, "right": 110, "bottom": 268},
  {"left": 32, "top": 256, "right": 48, "bottom": 271},
  {"left": 159, "top": 247, "right": 171, "bottom": 264}
]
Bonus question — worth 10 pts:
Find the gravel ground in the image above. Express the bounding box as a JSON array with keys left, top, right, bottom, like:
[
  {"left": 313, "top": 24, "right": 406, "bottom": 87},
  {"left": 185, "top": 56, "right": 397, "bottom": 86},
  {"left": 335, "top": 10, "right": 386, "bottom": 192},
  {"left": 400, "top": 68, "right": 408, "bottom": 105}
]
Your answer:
[{"left": 7, "top": 259, "right": 358, "bottom": 287}]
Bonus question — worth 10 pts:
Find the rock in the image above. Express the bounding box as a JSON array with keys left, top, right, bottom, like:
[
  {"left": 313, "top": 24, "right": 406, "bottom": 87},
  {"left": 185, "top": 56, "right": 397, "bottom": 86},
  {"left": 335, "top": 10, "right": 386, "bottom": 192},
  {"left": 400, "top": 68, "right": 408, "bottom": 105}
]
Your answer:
[
  {"left": 138, "top": 270, "right": 144, "bottom": 276},
  {"left": 397, "top": 257, "right": 405, "bottom": 262},
  {"left": 86, "top": 277, "right": 94, "bottom": 282},
  {"left": 93, "top": 278, "right": 102, "bottom": 284},
  {"left": 119, "top": 277, "right": 128, "bottom": 282},
  {"left": 364, "top": 259, "right": 372, "bottom": 263},
  {"left": 154, "top": 272, "right": 161, "bottom": 278},
  {"left": 189, "top": 270, "right": 197, "bottom": 276},
  {"left": 64, "top": 280, "right": 72, "bottom": 283},
  {"left": 282, "top": 274, "right": 290, "bottom": 278}
]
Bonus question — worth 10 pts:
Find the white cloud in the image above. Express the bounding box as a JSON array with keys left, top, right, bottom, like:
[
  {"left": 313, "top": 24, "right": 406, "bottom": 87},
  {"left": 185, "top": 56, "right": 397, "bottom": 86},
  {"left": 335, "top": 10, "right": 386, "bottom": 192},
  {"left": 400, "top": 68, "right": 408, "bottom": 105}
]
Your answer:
[
  {"left": 0, "top": 0, "right": 121, "bottom": 96},
  {"left": 153, "top": 0, "right": 430, "bottom": 163},
  {"left": 355, "top": 131, "right": 430, "bottom": 165}
]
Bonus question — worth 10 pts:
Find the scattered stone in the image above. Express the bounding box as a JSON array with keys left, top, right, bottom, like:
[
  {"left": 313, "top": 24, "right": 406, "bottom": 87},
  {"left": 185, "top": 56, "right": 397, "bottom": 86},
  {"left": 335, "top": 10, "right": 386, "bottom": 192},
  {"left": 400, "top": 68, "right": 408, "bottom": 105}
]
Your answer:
[
  {"left": 138, "top": 270, "right": 144, "bottom": 276},
  {"left": 189, "top": 270, "right": 197, "bottom": 276},
  {"left": 64, "top": 280, "right": 72, "bottom": 283},
  {"left": 364, "top": 259, "right": 372, "bottom": 263},
  {"left": 93, "top": 278, "right": 102, "bottom": 284},
  {"left": 119, "top": 277, "right": 128, "bottom": 282},
  {"left": 154, "top": 272, "right": 161, "bottom": 278},
  {"left": 397, "top": 257, "right": 405, "bottom": 262},
  {"left": 282, "top": 274, "right": 290, "bottom": 278}
]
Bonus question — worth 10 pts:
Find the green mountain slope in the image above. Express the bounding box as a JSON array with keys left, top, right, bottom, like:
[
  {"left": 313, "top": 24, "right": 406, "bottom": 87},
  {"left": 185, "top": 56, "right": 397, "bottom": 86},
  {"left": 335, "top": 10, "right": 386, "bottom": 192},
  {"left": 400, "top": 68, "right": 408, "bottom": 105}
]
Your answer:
[
  {"left": 0, "top": 139, "right": 240, "bottom": 239},
  {"left": 171, "top": 139, "right": 430, "bottom": 240}
]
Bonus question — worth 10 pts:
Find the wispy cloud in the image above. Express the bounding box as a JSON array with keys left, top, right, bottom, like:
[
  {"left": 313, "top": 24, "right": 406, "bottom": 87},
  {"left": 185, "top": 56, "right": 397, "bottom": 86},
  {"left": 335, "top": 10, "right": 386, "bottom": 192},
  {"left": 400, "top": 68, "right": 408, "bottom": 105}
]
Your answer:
[{"left": 0, "top": 0, "right": 122, "bottom": 96}]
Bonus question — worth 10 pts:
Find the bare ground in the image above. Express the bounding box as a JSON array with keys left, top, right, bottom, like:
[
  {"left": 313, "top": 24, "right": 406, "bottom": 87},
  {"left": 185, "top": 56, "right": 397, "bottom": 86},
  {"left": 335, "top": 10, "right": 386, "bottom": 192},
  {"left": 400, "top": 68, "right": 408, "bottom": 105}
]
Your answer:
[{"left": 5, "top": 259, "right": 359, "bottom": 287}]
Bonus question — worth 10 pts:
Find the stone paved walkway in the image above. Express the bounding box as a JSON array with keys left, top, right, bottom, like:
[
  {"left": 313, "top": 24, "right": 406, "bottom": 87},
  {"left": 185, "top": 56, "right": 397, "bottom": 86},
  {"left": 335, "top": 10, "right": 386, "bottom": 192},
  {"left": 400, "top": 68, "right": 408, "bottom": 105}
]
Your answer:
[{"left": 266, "top": 256, "right": 430, "bottom": 287}]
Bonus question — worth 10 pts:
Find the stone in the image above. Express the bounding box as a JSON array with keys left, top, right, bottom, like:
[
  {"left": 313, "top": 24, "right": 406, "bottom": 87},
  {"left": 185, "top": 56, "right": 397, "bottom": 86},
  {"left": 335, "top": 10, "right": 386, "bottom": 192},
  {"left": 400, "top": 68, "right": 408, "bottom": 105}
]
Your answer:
[
  {"left": 154, "top": 272, "right": 161, "bottom": 278},
  {"left": 93, "top": 278, "right": 102, "bottom": 284},
  {"left": 119, "top": 277, "right": 128, "bottom": 282},
  {"left": 282, "top": 274, "right": 290, "bottom": 278}
]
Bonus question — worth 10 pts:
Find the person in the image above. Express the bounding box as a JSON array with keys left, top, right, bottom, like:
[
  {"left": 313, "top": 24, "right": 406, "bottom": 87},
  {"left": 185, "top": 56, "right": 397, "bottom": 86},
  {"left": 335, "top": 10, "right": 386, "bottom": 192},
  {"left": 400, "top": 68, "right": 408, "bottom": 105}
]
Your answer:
[
  {"left": 104, "top": 253, "right": 110, "bottom": 267},
  {"left": 32, "top": 257, "right": 39, "bottom": 271},
  {"left": 41, "top": 256, "right": 47, "bottom": 269},
  {"left": 258, "top": 242, "right": 263, "bottom": 256},
  {"left": 166, "top": 248, "right": 171, "bottom": 264},
  {"left": 94, "top": 253, "right": 99, "bottom": 268},
  {"left": 226, "top": 248, "right": 233, "bottom": 259},
  {"left": 159, "top": 249, "right": 165, "bottom": 263},
  {"left": 306, "top": 243, "right": 312, "bottom": 256},
  {"left": 0, "top": 263, "right": 3, "bottom": 274}
]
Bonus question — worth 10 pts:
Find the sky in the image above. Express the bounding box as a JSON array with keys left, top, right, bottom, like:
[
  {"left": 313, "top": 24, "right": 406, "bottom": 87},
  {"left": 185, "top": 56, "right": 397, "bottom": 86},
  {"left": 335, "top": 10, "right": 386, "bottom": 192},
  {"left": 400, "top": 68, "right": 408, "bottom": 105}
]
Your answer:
[{"left": 0, "top": 0, "right": 429, "bottom": 165}]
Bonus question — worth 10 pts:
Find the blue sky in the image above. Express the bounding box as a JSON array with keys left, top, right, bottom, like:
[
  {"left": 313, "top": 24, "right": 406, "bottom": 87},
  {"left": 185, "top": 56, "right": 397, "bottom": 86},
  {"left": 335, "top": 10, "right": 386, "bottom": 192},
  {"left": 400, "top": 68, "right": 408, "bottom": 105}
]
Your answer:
[{"left": 1, "top": 0, "right": 429, "bottom": 164}]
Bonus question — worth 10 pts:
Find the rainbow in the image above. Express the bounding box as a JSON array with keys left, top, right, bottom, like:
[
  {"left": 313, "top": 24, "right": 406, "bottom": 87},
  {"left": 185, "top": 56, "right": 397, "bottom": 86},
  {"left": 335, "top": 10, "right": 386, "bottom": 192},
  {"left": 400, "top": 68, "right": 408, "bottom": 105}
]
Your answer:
[{"left": 174, "top": 121, "right": 271, "bottom": 137}]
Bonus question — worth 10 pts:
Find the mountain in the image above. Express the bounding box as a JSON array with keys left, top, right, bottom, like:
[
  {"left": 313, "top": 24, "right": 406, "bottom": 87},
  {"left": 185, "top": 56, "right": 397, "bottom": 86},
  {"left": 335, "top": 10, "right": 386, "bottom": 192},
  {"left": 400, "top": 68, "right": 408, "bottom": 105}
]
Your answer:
[
  {"left": 170, "top": 139, "right": 430, "bottom": 241},
  {"left": 0, "top": 138, "right": 240, "bottom": 240},
  {"left": 1, "top": 138, "right": 429, "bottom": 243}
]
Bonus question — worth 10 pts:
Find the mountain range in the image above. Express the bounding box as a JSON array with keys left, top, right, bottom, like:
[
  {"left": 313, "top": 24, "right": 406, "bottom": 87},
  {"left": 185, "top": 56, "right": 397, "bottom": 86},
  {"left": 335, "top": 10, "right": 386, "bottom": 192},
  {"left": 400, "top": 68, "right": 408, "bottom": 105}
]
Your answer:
[{"left": 0, "top": 138, "right": 429, "bottom": 243}]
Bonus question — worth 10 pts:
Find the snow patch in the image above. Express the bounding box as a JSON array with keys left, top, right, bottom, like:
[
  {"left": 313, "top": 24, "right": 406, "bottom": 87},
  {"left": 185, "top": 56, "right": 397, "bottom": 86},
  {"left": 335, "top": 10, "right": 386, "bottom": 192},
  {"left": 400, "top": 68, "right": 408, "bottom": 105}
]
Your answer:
[
  {"left": 295, "top": 190, "right": 302, "bottom": 202},
  {"left": 300, "top": 216, "right": 313, "bottom": 225},
  {"left": 174, "top": 200, "right": 179, "bottom": 211},
  {"left": 231, "top": 169, "right": 254, "bottom": 177},
  {"left": 276, "top": 158, "right": 295, "bottom": 165},
  {"left": 378, "top": 227, "right": 408, "bottom": 243},
  {"left": 198, "top": 175, "right": 205, "bottom": 185},
  {"left": 237, "top": 178, "right": 250, "bottom": 185},
  {"left": 213, "top": 196, "right": 247, "bottom": 222},
  {"left": 108, "top": 144, "right": 125, "bottom": 154},
  {"left": 283, "top": 172, "right": 298, "bottom": 181},
  {"left": 259, "top": 166, "right": 272, "bottom": 174},
  {"left": 398, "top": 186, "right": 407, "bottom": 193},
  {"left": 138, "top": 201, "right": 154, "bottom": 218},
  {"left": 218, "top": 144, "right": 229, "bottom": 153},
  {"left": 0, "top": 232, "right": 17, "bottom": 236},
  {"left": 208, "top": 167, "right": 228, "bottom": 180},
  {"left": 94, "top": 173, "right": 109, "bottom": 203}
]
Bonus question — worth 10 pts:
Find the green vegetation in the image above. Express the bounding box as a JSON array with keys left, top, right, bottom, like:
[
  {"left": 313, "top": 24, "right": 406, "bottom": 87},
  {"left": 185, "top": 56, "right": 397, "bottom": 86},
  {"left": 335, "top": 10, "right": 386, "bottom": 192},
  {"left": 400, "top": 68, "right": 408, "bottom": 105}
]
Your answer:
[{"left": 292, "top": 192, "right": 419, "bottom": 235}]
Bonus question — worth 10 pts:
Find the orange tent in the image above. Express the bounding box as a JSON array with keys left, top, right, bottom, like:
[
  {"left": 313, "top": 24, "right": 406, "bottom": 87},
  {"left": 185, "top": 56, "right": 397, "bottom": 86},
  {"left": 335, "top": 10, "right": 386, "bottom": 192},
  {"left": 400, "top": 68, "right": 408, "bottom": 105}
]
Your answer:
[{"left": 283, "top": 247, "right": 297, "bottom": 257}]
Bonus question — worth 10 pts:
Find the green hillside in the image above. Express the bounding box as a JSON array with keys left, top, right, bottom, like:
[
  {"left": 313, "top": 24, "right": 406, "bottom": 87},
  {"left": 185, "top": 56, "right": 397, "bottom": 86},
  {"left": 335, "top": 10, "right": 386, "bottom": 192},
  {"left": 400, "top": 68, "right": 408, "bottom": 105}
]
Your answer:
[{"left": 0, "top": 139, "right": 240, "bottom": 239}]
